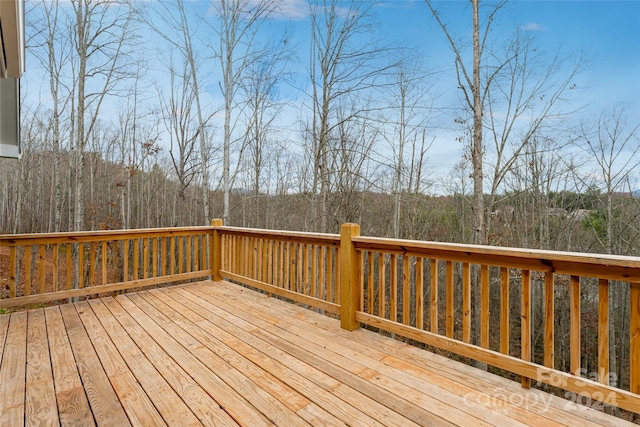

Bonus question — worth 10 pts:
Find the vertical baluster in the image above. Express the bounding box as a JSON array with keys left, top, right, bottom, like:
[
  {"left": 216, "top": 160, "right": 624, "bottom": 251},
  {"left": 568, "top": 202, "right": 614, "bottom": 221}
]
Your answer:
[
  {"left": 310, "top": 245, "right": 317, "bottom": 298},
  {"left": 446, "top": 260, "right": 454, "bottom": 337},
  {"left": 178, "top": 236, "right": 184, "bottom": 274},
  {"left": 430, "top": 259, "right": 438, "bottom": 334},
  {"left": 416, "top": 257, "right": 424, "bottom": 330},
  {"left": 334, "top": 246, "right": 340, "bottom": 302},
  {"left": 53, "top": 244, "right": 59, "bottom": 291},
  {"left": 302, "top": 243, "right": 309, "bottom": 295},
  {"left": 192, "top": 235, "right": 198, "bottom": 272},
  {"left": 570, "top": 275, "right": 580, "bottom": 377},
  {"left": 161, "top": 237, "right": 166, "bottom": 277},
  {"left": 25, "top": 246, "right": 33, "bottom": 296},
  {"left": 462, "top": 262, "right": 471, "bottom": 343},
  {"left": 9, "top": 246, "right": 16, "bottom": 298},
  {"left": 544, "top": 271, "right": 555, "bottom": 368},
  {"left": 101, "top": 241, "right": 107, "bottom": 285},
  {"left": 403, "top": 255, "right": 410, "bottom": 326},
  {"left": 367, "top": 252, "right": 375, "bottom": 314},
  {"left": 327, "top": 248, "right": 335, "bottom": 303},
  {"left": 123, "top": 240, "right": 129, "bottom": 282},
  {"left": 319, "top": 246, "right": 325, "bottom": 301},
  {"left": 598, "top": 278, "right": 609, "bottom": 385},
  {"left": 39, "top": 245, "right": 46, "bottom": 293},
  {"left": 481, "top": 264, "right": 489, "bottom": 348},
  {"left": 133, "top": 239, "right": 140, "bottom": 280},
  {"left": 65, "top": 244, "right": 72, "bottom": 290},
  {"left": 378, "top": 253, "right": 386, "bottom": 319},
  {"left": 78, "top": 243, "right": 85, "bottom": 289},
  {"left": 521, "top": 269, "right": 531, "bottom": 388},
  {"left": 185, "top": 235, "right": 192, "bottom": 273},
  {"left": 500, "top": 267, "right": 510, "bottom": 355},
  {"left": 390, "top": 254, "right": 397, "bottom": 323}
]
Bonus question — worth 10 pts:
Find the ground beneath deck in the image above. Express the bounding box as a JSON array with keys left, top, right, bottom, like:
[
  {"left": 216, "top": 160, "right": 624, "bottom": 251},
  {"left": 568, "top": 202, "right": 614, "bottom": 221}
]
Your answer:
[{"left": 0, "top": 280, "right": 634, "bottom": 426}]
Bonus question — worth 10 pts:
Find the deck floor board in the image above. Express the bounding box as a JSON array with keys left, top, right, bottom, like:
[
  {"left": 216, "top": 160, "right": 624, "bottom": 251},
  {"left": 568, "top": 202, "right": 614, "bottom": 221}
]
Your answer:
[{"left": 1, "top": 280, "right": 637, "bottom": 426}]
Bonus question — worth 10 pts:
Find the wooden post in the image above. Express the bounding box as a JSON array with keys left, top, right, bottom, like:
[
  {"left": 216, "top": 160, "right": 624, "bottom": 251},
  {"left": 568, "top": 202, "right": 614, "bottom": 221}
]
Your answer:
[
  {"left": 631, "top": 282, "right": 640, "bottom": 394},
  {"left": 340, "top": 223, "right": 361, "bottom": 331},
  {"left": 211, "top": 219, "right": 223, "bottom": 281}
]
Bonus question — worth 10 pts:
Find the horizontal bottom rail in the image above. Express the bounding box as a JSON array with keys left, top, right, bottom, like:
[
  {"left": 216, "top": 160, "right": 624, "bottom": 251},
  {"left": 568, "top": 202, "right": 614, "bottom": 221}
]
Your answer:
[
  {"left": 355, "top": 311, "right": 640, "bottom": 415},
  {"left": 220, "top": 270, "right": 340, "bottom": 315},
  {"left": 0, "top": 270, "right": 213, "bottom": 309}
]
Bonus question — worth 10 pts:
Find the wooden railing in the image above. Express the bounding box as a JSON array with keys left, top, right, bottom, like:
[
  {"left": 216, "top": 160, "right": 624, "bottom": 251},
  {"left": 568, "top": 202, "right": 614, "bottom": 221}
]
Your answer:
[
  {"left": 2, "top": 220, "right": 639, "bottom": 414},
  {"left": 0, "top": 226, "right": 214, "bottom": 308},
  {"left": 215, "top": 224, "right": 341, "bottom": 315},
  {"left": 215, "top": 222, "right": 640, "bottom": 415}
]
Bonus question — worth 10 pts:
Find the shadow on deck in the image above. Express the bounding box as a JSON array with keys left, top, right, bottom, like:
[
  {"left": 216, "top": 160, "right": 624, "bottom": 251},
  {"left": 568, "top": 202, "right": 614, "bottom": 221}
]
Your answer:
[{"left": 0, "top": 280, "right": 634, "bottom": 426}]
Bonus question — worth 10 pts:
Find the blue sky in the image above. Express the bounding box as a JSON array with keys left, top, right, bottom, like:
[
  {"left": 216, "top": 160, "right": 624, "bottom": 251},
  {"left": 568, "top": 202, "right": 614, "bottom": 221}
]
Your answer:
[
  {"left": 22, "top": 0, "right": 640, "bottom": 192},
  {"left": 374, "top": 0, "right": 640, "bottom": 114},
  {"left": 356, "top": 0, "right": 640, "bottom": 185}
]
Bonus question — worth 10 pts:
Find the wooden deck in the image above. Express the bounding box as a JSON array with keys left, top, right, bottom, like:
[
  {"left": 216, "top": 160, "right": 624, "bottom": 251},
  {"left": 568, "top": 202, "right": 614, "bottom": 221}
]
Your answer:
[{"left": 0, "top": 280, "right": 635, "bottom": 426}]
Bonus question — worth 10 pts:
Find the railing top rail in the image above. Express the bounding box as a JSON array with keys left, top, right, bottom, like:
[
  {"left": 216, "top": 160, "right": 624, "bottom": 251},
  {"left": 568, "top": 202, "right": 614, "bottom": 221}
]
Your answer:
[
  {"left": 353, "top": 235, "right": 640, "bottom": 282},
  {"left": 215, "top": 226, "right": 340, "bottom": 245},
  {"left": 0, "top": 226, "right": 215, "bottom": 246}
]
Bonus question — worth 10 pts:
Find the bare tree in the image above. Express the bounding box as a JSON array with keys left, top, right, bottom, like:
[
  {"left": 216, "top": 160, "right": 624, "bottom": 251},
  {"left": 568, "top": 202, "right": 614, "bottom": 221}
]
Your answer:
[
  {"left": 210, "top": 0, "right": 277, "bottom": 225},
  {"left": 308, "top": 0, "right": 393, "bottom": 232},
  {"left": 383, "top": 58, "right": 434, "bottom": 238},
  {"left": 29, "top": 0, "right": 75, "bottom": 232},
  {"left": 425, "top": 0, "right": 507, "bottom": 244},
  {"left": 146, "top": 0, "right": 214, "bottom": 224},
  {"left": 158, "top": 57, "right": 202, "bottom": 226},
  {"left": 70, "top": 0, "right": 137, "bottom": 231},
  {"left": 426, "top": 0, "right": 582, "bottom": 244},
  {"left": 578, "top": 107, "right": 640, "bottom": 255},
  {"left": 239, "top": 33, "right": 292, "bottom": 228}
]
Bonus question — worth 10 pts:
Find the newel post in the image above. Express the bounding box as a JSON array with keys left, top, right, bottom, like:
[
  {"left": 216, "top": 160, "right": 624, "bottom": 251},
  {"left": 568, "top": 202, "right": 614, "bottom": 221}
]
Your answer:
[
  {"left": 340, "top": 223, "right": 361, "bottom": 331},
  {"left": 631, "top": 282, "right": 640, "bottom": 394},
  {"left": 210, "top": 218, "right": 223, "bottom": 281}
]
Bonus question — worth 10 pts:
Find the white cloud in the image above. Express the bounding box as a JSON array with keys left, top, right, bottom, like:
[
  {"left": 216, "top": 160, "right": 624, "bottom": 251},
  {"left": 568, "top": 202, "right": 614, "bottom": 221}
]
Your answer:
[
  {"left": 521, "top": 22, "right": 546, "bottom": 32},
  {"left": 272, "top": 0, "right": 308, "bottom": 20}
]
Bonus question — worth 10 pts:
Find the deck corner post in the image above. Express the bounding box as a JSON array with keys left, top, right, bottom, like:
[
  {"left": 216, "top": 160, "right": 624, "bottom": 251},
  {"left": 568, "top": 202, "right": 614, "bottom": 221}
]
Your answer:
[
  {"left": 211, "top": 218, "right": 223, "bottom": 281},
  {"left": 340, "top": 223, "right": 361, "bottom": 331},
  {"left": 631, "top": 282, "right": 640, "bottom": 394}
]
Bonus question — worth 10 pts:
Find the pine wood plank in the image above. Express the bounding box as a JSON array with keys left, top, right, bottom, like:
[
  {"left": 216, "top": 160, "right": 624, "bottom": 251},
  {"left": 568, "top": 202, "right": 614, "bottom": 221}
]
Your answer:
[
  {"left": 296, "top": 403, "right": 347, "bottom": 427},
  {"left": 25, "top": 309, "right": 59, "bottom": 426},
  {"left": 106, "top": 295, "right": 269, "bottom": 426},
  {"left": 213, "top": 279, "right": 633, "bottom": 427},
  {"left": 141, "top": 289, "right": 312, "bottom": 414},
  {"left": 89, "top": 298, "right": 211, "bottom": 427},
  {"left": 206, "top": 282, "right": 521, "bottom": 426},
  {"left": 58, "top": 304, "right": 130, "bottom": 427},
  {"left": 0, "top": 311, "right": 27, "bottom": 427},
  {"left": 0, "top": 313, "right": 9, "bottom": 362},
  {"left": 44, "top": 306, "right": 95, "bottom": 427},
  {"left": 128, "top": 292, "right": 305, "bottom": 426},
  {"left": 162, "top": 286, "right": 409, "bottom": 426},
  {"left": 72, "top": 301, "right": 166, "bottom": 427},
  {"left": 190, "top": 284, "right": 447, "bottom": 427},
  {"left": 346, "top": 316, "right": 632, "bottom": 427}
]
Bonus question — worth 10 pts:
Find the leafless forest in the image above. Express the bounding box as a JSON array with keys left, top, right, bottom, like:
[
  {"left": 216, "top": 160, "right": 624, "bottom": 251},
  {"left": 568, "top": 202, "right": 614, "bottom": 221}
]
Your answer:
[
  {"left": 1, "top": 1, "right": 640, "bottom": 408},
  {"left": 1, "top": 0, "right": 637, "bottom": 255}
]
